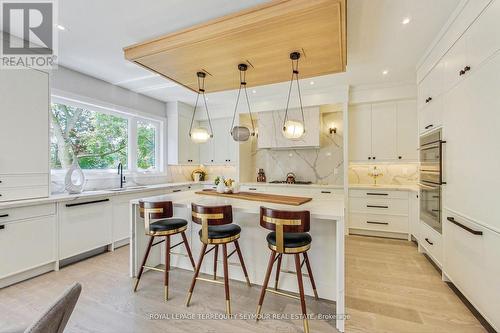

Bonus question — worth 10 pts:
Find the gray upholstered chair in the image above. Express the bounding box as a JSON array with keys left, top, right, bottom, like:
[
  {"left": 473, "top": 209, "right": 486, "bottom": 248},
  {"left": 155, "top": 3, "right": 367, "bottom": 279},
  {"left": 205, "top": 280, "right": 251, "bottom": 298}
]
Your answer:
[{"left": 2, "top": 282, "right": 82, "bottom": 333}]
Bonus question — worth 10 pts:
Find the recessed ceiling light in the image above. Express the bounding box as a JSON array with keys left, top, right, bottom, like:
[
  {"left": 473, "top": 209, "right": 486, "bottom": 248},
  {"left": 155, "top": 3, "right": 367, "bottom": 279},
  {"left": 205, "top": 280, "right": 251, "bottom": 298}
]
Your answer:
[
  {"left": 252, "top": 89, "right": 256, "bottom": 94},
  {"left": 382, "top": 70, "right": 389, "bottom": 75},
  {"left": 310, "top": 81, "right": 315, "bottom": 85},
  {"left": 402, "top": 17, "right": 411, "bottom": 25},
  {"left": 56, "top": 24, "right": 66, "bottom": 31}
]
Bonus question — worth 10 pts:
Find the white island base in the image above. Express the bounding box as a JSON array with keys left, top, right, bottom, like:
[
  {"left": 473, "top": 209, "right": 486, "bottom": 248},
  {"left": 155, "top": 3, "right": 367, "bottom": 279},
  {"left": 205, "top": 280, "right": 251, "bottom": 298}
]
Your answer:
[{"left": 130, "top": 190, "right": 345, "bottom": 332}]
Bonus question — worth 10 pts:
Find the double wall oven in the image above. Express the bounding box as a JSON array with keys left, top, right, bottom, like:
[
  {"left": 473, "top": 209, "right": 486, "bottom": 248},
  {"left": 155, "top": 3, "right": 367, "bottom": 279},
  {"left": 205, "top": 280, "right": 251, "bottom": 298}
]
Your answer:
[{"left": 419, "top": 130, "right": 445, "bottom": 233}]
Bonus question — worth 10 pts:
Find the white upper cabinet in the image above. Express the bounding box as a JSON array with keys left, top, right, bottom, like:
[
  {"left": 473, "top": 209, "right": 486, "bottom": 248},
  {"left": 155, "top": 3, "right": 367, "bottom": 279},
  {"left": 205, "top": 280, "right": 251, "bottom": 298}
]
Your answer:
[
  {"left": 198, "top": 117, "right": 238, "bottom": 165},
  {"left": 442, "top": 37, "right": 467, "bottom": 93},
  {"left": 371, "top": 102, "right": 397, "bottom": 161},
  {"left": 349, "top": 104, "right": 372, "bottom": 162},
  {"left": 349, "top": 101, "right": 417, "bottom": 162},
  {"left": 0, "top": 68, "right": 49, "bottom": 202},
  {"left": 167, "top": 102, "right": 200, "bottom": 165},
  {"left": 257, "top": 107, "right": 320, "bottom": 149}
]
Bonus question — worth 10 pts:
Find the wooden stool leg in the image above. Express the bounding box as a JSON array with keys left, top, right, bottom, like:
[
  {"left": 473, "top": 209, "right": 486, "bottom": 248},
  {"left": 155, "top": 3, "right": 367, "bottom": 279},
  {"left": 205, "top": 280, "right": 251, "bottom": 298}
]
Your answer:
[
  {"left": 295, "top": 253, "right": 309, "bottom": 333},
  {"left": 303, "top": 252, "right": 318, "bottom": 299},
  {"left": 186, "top": 243, "right": 207, "bottom": 307},
  {"left": 213, "top": 245, "right": 218, "bottom": 280},
  {"left": 181, "top": 231, "right": 196, "bottom": 269},
  {"left": 234, "top": 240, "right": 251, "bottom": 286},
  {"left": 222, "top": 244, "right": 231, "bottom": 315},
  {"left": 274, "top": 254, "right": 282, "bottom": 290},
  {"left": 256, "top": 250, "right": 276, "bottom": 321},
  {"left": 164, "top": 235, "right": 170, "bottom": 302},
  {"left": 134, "top": 236, "right": 154, "bottom": 292}
]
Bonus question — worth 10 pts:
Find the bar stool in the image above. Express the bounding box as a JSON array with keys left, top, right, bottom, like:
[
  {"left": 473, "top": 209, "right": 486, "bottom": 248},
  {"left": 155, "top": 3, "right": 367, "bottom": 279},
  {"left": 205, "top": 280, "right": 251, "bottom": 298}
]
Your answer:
[
  {"left": 186, "top": 203, "right": 251, "bottom": 315},
  {"left": 134, "top": 200, "right": 196, "bottom": 301},
  {"left": 256, "top": 206, "right": 318, "bottom": 333}
]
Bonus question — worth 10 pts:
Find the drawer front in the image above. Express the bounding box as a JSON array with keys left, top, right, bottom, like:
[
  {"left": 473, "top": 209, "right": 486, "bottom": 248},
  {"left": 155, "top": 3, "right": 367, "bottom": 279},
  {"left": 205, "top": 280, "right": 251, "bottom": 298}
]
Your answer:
[
  {"left": 349, "top": 197, "right": 409, "bottom": 215},
  {"left": 0, "top": 203, "right": 56, "bottom": 223},
  {"left": 59, "top": 198, "right": 113, "bottom": 259},
  {"left": 349, "top": 189, "right": 409, "bottom": 200},
  {"left": 0, "top": 174, "right": 48, "bottom": 188},
  {"left": 0, "top": 215, "right": 56, "bottom": 278},
  {"left": 349, "top": 213, "right": 409, "bottom": 233},
  {"left": 310, "top": 188, "right": 344, "bottom": 198},
  {"left": 240, "top": 185, "right": 267, "bottom": 192},
  {"left": 443, "top": 212, "right": 500, "bottom": 330},
  {"left": 420, "top": 221, "right": 442, "bottom": 265},
  {"left": 0, "top": 186, "right": 48, "bottom": 202}
]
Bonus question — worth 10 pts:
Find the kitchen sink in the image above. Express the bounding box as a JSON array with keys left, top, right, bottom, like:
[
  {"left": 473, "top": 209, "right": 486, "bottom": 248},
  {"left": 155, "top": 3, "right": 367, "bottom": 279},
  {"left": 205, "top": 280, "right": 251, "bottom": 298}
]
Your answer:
[{"left": 108, "top": 186, "right": 148, "bottom": 192}]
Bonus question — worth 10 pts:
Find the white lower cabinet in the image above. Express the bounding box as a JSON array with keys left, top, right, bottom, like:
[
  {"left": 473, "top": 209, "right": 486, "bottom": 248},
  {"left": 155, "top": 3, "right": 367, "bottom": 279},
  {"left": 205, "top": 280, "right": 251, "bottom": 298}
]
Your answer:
[
  {"left": 443, "top": 210, "right": 500, "bottom": 331},
  {"left": 0, "top": 204, "right": 56, "bottom": 279},
  {"left": 418, "top": 221, "right": 442, "bottom": 267},
  {"left": 59, "top": 197, "right": 113, "bottom": 260}
]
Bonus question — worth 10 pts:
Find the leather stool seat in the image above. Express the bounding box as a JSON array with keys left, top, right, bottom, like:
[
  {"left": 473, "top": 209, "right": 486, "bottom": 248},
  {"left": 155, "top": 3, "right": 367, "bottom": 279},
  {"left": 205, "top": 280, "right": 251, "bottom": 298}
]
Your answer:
[
  {"left": 150, "top": 218, "right": 188, "bottom": 232},
  {"left": 198, "top": 224, "right": 241, "bottom": 240},
  {"left": 266, "top": 231, "right": 312, "bottom": 248}
]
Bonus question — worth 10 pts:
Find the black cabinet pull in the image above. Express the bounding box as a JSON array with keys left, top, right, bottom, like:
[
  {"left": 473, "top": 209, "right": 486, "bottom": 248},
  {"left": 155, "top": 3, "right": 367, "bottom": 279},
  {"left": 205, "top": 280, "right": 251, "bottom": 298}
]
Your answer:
[
  {"left": 368, "top": 157, "right": 371, "bottom": 160},
  {"left": 367, "top": 205, "right": 389, "bottom": 209},
  {"left": 425, "top": 97, "right": 433, "bottom": 103},
  {"left": 447, "top": 217, "right": 483, "bottom": 235},
  {"left": 65, "top": 198, "right": 110, "bottom": 207},
  {"left": 366, "top": 192, "right": 388, "bottom": 196},
  {"left": 0, "top": 225, "right": 4, "bottom": 230},
  {"left": 425, "top": 238, "right": 434, "bottom": 245},
  {"left": 211, "top": 160, "right": 214, "bottom": 162},
  {"left": 373, "top": 156, "right": 376, "bottom": 160},
  {"left": 459, "top": 69, "right": 465, "bottom": 76},
  {"left": 366, "top": 221, "right": 389, "bottom": 225},
  {"left": 464, "top": 65, "right": 471, "bottom": 72},
  {"left": 248, "top": 188, "right": 257, "bottom": 191},
  {"left": 172, "top": 189, "right": 181, "bottom": 193},
  {"left": 398, "top": 156, "right": 402, "bottom": 159},
  {"left": 425, "top": 124, "right": 433, "bottom": 129},
  {"left": 321, "top": 191, "right": 331, "bottom": 194},
  {"left": 0, "top": 180, "right": 2, "bottom": 183},
  {"left": 0, "top": 214, "right": 9, "bottom": 218}
]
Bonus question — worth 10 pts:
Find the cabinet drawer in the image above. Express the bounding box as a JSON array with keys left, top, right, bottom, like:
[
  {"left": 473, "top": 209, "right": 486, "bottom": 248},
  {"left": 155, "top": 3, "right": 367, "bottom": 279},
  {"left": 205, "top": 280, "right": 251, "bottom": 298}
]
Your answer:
[
  {"left": 0, "top": 186, "right": 48, "bottom": 202},
  {"left": 0, "top": 215, "right": 56, "bottom": 278},
  {"left": 349, "top": 213, "right": 408, "bottom": 233},
  {"left": 59, "top": 197, "right": 112, "bottom": 259},
  {"left": 349, "top": 189, "right": 409, "bottom": 200},
  {"left": 240, "top": 185, "right": 267, "bottom": 192},
  {"left": 349, "top": 197, "right": 409, "bottom": 215},
  {"left": 0, "top": 203, "right": 55, "bottom": 223},
  {"left": 0, "top": 174, "right": 48, "bottom": 188},
  {"left": 443, "top": 212, "right": 500, "bottom": 330},
  {"left": 419, "top": 221, "right": 442, "bottom": 266}
]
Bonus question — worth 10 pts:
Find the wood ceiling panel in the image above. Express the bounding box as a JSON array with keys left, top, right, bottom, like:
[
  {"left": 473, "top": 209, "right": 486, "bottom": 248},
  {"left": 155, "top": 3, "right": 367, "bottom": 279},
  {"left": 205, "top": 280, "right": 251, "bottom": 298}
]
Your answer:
[{"left": 123, "top": 0, "right": 346, "bottom": 93}]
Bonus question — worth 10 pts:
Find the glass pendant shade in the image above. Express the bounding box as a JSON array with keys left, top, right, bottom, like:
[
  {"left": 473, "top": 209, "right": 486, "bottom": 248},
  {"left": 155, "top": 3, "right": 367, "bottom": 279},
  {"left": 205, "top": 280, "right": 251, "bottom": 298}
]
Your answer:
[
  {"left": 190, "top": 127, "right": 210, "bottom": 143},
  {"left": 283, "top": 120, "right": 305, "bottom": 139},
  {"left": 231, "top": 126, "right": 251, "bottom": 142}
]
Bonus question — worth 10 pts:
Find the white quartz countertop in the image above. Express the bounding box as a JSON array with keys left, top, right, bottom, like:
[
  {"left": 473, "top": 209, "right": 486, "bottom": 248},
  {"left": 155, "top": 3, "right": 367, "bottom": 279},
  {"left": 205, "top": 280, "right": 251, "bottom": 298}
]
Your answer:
[
  {"left": 0, "top": 182, "right": 198, "bottom": 209},
  {"left": 131, "top": 190, "right": 344, "bottom": 220}
]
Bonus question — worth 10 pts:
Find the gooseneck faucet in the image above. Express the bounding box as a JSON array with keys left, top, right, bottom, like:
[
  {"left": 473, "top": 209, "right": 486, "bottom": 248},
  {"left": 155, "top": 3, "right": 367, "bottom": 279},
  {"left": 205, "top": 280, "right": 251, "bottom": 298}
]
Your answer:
[{"left": 117, "top": 163, "right": 126, "bottom": 188}]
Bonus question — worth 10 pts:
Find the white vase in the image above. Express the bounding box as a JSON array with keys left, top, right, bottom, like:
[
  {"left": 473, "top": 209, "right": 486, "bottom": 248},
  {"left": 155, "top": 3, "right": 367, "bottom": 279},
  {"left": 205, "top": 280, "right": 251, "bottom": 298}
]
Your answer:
[
  {"left": 232, "top": 182, "right": 240, "bottom": 194},
  {"left": 65, "top": 159, "right": 85, "bottom": 194},
  {"left": 216, "top": 181, "right": 225, "bottom": 193}
]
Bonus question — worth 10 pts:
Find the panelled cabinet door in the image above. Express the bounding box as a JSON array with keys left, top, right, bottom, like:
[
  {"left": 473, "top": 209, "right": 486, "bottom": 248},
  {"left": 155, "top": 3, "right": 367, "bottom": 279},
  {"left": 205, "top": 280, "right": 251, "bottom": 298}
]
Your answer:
[
  {"left": 371, "top": 102, "right": 397, "bottom": 161},
  {"left": 212, "top": 119, "right": 229, "bottom": 163},
  {"left": 397, "top": 100, "right": 418, "bottom": 161},
  {"left": 442, "top": 37, "right": 467, "bottom": 92},
  {"left": 348, "top": 104, "right": 372, "bottom": 162}
]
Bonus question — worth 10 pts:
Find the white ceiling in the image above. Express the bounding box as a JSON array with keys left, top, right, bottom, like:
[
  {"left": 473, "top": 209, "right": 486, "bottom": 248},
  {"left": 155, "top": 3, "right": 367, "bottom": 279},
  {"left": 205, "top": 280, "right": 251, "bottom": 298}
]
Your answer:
[{"left": 56, "top": 0, "right": 461, "bottom": 108}]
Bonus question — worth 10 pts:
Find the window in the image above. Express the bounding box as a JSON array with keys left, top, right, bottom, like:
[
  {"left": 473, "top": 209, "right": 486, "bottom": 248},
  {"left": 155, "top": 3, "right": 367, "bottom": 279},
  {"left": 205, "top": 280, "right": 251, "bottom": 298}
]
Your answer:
[{"left": 50, "top": 99, "right": 162, "bottom": 172}]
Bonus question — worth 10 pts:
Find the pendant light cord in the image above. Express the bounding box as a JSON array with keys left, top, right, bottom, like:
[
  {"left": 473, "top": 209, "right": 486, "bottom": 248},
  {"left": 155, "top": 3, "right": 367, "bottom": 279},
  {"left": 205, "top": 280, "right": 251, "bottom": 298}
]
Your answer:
[
  {"left": 189, "top": 72, "right": 214, "bottom": 138},
  {"left": 283, "top": 53, "right": 305, "bottom": 131},
  {"left": 230, "top": 67, "right": 255, "bottom": 135}
]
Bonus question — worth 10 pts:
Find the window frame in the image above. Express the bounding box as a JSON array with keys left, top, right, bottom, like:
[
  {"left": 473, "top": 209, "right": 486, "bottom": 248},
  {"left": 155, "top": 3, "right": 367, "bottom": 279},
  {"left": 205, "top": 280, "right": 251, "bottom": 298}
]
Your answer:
[{"left": 50, "top": 94, "right": 165, "bottom": 176}]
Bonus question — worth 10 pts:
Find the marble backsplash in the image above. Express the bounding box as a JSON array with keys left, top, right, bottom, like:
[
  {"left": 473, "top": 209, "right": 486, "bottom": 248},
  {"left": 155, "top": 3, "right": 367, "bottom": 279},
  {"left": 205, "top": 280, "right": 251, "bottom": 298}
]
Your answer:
[
  {"left": 349, "top": 163, "right": 419, "bottom": 185},
  {"left": 247, "top": 112, "right": 344, "bottom": 185},
  {"left": 167, "top": 165, "right": 238, "bottom": 183}
]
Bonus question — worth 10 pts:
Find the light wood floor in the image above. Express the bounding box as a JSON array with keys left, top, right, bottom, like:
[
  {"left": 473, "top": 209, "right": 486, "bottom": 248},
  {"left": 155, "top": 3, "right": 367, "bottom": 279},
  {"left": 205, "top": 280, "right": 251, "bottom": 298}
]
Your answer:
[{"left": 0, "top": 235, "right": 486, "bottom": 333}]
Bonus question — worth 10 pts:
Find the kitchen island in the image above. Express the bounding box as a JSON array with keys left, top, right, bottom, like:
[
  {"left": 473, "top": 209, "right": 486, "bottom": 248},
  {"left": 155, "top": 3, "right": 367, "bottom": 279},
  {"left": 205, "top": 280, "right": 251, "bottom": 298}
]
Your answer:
[{"left": 129, "top": 189, "right": 345, "bottom": 332}]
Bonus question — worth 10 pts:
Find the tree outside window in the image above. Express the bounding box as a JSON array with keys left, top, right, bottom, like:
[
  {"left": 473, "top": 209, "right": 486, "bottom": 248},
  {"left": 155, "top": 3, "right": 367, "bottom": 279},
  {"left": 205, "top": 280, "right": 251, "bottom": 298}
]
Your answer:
[{"left": 137, "top": 120, "right": 156, "bottom": 170}]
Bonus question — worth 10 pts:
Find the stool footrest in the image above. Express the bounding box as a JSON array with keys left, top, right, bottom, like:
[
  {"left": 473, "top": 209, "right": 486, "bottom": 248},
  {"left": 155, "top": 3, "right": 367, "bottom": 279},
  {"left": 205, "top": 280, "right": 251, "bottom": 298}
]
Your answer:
[
  {"left": 170, "top": 241, "right": 185, "bottom": 250},
  {"left": 152, "top": 239, "right": 165, "bottom": 247},
  {"left": 265, "top": 288, "right": 300, "bottom": 300},
  {"left": 143, "top": 265, "right": 165, "bottom": 272},
  {"left": 280, "top": 269, "right": 309, "bottom": 278},
  {"left": 196, "top": 277, "right": 225, "bottom": 285},
  {"left": 227, "top": 249, "right": 237, "bottom": 258}
]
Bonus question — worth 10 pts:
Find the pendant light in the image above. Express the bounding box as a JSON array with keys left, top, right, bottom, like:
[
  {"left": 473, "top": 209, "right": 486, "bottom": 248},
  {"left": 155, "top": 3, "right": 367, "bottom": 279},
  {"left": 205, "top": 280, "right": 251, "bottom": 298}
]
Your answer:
[
  {"left": 282, "top": 51, "right": 306, "bottom": 140},
  {"left": 230, "top": 64, "right": 256, "bottom": 142},
  {"left": 189, "top": 72, "right": 214, "bottom": 144}
]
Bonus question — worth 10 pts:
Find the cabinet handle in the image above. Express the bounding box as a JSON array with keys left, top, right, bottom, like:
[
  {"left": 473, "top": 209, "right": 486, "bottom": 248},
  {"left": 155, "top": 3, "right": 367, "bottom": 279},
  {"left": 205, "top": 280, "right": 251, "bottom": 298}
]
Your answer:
[
  {"left": 425, "top": 238, "right": 433, "bottom": 245},
  {"left": 65, "top": 198, "right": 110, "bottom": 207},
  {"left": 248, "top": 188, "right": 257, "bottom": 191},
  {"left": 447, "top": 217, "right": 483, "bottom": 235},
  {"left": 0, "top": 214, "right": 9, "bottom": 218},
  {"left": 366, "top": 193, "right": 388, "bottom": 196},
  {"left": 0, "top": 180, "right": 2, "bottom": 183},
  {"left": 464, "top": 65, "right": 471, "bottom": 72},
  {"left": 398, "top": 156, "right": 402, "bottom": 159},
  {"left": 425, "top": 124, "right": 433, "bottom": 129},
  {"left": 211, "top": 160, "right": 214, "bottom": 162},
  {"left": 321, "top": 191, "right": 331, "bottom": 194},
  {"left": 367, "top": 205, "right": 388, "bottom": 209},
  {"left": 425, "top": 97, "right": 433, "bottom": 103},
  {"left": 368, "top": 157, "right": 371, "bottom": 160},
  {"left": 0, "top": 225, "right": 4, "bottom": 230},
  {"left": 172, "top": 189, "right": 182, "bottom": 193},
  {"left": 366, "top": 221, "right": 389, "bottom": 225},
  {"left": 373, "top": 156, "right": 376, "bottom": 160}
]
